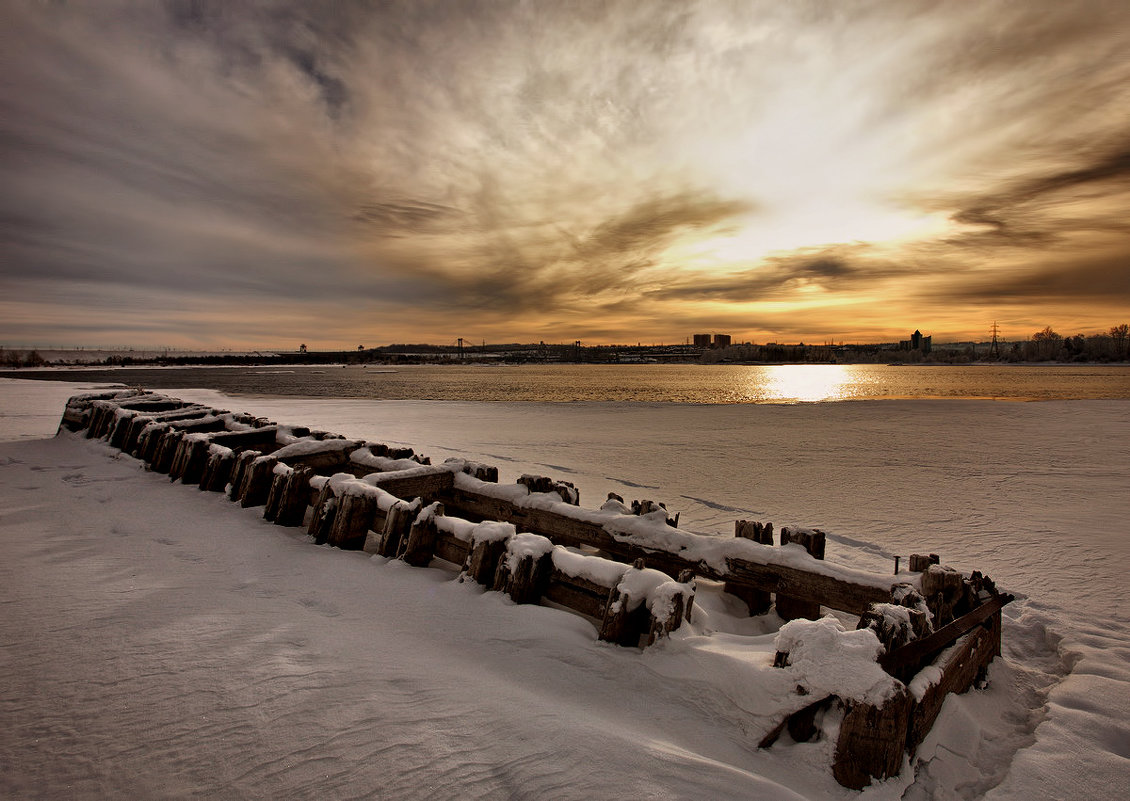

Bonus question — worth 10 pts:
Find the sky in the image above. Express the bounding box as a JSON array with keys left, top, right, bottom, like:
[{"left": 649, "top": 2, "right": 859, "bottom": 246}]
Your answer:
[{"left": 3, "top": 0, "right": 1129, "bottom": 350}]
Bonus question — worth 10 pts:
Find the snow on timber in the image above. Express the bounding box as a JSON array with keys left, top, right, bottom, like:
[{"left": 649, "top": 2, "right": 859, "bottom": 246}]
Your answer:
[{"left": 1, "top": 378, "right": 1129, "bottom": 800}]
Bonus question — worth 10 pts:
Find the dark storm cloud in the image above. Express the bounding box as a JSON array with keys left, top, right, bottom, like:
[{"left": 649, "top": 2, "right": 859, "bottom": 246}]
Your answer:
[
  {"left": 581, "top": 193, "right": 753, "bottom": 260},
  {"left": 641, "top": 245, "right": 903, "bottom": 303},
  {"left": 945, "top": 144, "right": 1130, "bottom": 246}
]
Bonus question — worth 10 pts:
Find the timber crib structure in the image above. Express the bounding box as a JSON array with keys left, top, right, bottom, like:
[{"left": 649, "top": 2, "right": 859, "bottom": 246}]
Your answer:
[{"left": 62, "top": 389, "right": 1013, "bottom": 790}]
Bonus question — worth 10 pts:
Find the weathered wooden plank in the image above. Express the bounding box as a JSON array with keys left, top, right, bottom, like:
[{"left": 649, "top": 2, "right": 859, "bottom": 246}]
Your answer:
[
  {"left": 543, "top": 570, "right": 614, "bottom": 620},
  {"left": 369, "top": 468, "right": 455, "bottom": 501},
  {"left": 434, "top": 534, "right": 471, "bottom": 567},
  {"left": 879, "top": 593, "right": 1013, "bottom": 675},
  {"left": 206, "top": 427, "right": 281, "bottom": 453},
  {"left": 443, "top": 484, "right": 895, "bottom": 615},
  {"left": 364, "top": 499, "right": 418, "bottom": 557},
  {"left": 123, "top": 407, "right": 214, "bottom": 454},
  {"left": 724, "top": 557, "right": 893, "bottom": 616},
  {"left": 725, "top": 521, "right": 773, "bottom": 615},
  {"left": 907, "top": 612, "right": 1000, "bottom": 755}
]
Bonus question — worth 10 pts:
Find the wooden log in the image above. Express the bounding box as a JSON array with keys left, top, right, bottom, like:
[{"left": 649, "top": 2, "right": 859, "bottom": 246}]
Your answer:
[
  {"left": 499, "top": 544, "right": 554, "bottom": 605},
  {"left": 274, "top": 466, "right": 315, "bottom": 527},
  {"left": 228, "top": 450, "right": 262, "bottom": 501},
  {"left": 920, "top": 564, "right": 966, "bottom": 625},
  {"left": 151, "top": 429, "right": 183, "bottom": 474},
  {"left": 167, "top": 435, "right": 192, "bottom": 480},
  {"left": 178, "top": 437, "right": 213, "bottom": 485},
  {"left": 367, "top": 468, "right": 455, "bottom": 501},
  {"left": 327, "top": 489, "right": 378, "bottom": 550},
  {"left": 107, "top": 411, "right": 138, "bottom": 450},
  {"left": 206, "top": 426, "right": 281, "bottom": 454},
  {"left": 85, "top": 401, "right": 118, "bottom": 439},
  {"left": 598, "top": 582, "right": 650, "bottom": 647},
  {"left": 239, "top": 456, "right": 278, "bottom": 508},
  {"left": 645, "top": 574, "right": 696, "bottom": 645},
  {"left": 879, "top": 593, "right": 1013, "bottom": 676},
  {"left": 365, "top": 499, "right": 419, "bottom": 557},
  {"left": 402, "top": 502, "right": 443, "bottom": 566},
  {"left": 124, "top": 408, "right": 214, "bottom": 454},
  {"left": 832, "top": 687, "right": 913, "bottom": 790},
  {"left": 725, "top": 520, "right": 773, "bottom": 615},
  {"left": 434, "top": 533, "right": 471, "bottom": 567},
  {"left": 308, "top": 484, "right": 338, "bottom": 545},
  {"left": 724, "top": 557, "right": 892, "bottom": 616},
  {"left": 776, "top": 527, "right": 827, "bottom": 621},
  {"left": 272, "top": 439, "right": 363, "bottom": 472},
  {"left": 263, "top": 469, "right": 289, "bottom": 522},
  {"left": 199, "top": 447, "right": 235, "bottom": 492},
  {"left": 518, "top": 474, "right": 579, "bottom": 505},
  {"left": 909, "top": 553, "right": 940, "bottom": 572},
  {"left": 464, "top": 536, "right": 510, "bottom": 587},
  {"left": 542, "top": 570, "right": 616, "bottom": 620},
  {"left": 137, "top": 422, "right": 170, "bottom": 464},
  {"left": 443, "top": 483, "right": 896, "bottom": 615},
  {"left": 762, "top": 694, "right": 836, "bottom": 745},
  {"left": 907, "top": 611, "right": 1001, "bottom": 755}
]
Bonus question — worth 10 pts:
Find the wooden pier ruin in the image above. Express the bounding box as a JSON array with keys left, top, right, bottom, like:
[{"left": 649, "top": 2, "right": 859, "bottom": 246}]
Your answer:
[{"left": 62, "top": 388, "right": 1014, "bottom": 790}]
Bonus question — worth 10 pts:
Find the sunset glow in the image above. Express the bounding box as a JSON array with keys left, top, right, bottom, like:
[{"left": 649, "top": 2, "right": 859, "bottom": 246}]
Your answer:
[{"left": 3, "top": 1, "right": 1129, "bottom": 348}]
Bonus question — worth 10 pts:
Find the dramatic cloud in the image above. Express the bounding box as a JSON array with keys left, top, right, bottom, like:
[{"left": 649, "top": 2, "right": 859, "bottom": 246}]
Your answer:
[{"left": 2, "top": 0, "right": 1128, "bottom": 348}]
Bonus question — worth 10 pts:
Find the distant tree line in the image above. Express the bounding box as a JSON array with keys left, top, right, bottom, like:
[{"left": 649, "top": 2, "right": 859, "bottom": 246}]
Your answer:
[
  {"left": 0, "top": 348, "right": 46, "bottom": 368},
  {"left": 1011, "top": 324, "right": 1129, "bottom": 362}
]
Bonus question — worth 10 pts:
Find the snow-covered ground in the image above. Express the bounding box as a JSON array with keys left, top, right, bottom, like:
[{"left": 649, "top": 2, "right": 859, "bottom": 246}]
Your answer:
[{"left": 1, "top": 378, "right": 1127, "bottom": 799}]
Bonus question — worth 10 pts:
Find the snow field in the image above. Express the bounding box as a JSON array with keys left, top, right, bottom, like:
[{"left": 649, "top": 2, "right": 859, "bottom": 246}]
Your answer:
[{"left": 2, "top": 379, "right": 1128, "bottom": 799}]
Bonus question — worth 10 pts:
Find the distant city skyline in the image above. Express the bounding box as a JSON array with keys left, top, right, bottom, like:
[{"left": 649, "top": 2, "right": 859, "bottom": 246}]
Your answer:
[{"left": 3, "top": 2, "right": 1129, "bottom": 349}]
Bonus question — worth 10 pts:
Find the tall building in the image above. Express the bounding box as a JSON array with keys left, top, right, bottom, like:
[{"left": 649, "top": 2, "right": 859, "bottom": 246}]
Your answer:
[
  {"left": 693, "top": 334, "right": 712, "bottom": 348},
  {"left": 900, "top": 329, "right": 932, "bottom": 353},
  {"left": 713, "top": 334, "right": 732, "bottom": 348}
]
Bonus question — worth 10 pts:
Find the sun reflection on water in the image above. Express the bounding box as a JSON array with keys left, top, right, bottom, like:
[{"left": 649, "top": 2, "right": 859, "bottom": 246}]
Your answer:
[{"left": 759, "top": 364, "right": 856, "bottom": 403}]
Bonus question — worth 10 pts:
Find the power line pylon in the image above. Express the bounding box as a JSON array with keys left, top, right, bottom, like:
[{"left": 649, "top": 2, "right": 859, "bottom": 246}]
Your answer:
[{"left": 989, "top": 322, "right": 1001, "bottom": 359}]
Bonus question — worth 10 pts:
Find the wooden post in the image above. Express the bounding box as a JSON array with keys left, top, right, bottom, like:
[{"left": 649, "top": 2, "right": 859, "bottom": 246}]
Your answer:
[
  {"left": 598, "top": 560, "right": 651, "bottom": 647},
  {"left": 465, "top": 536, "right": 510, "bottom": 587},
  {"left": 138, "top": 423, "right": 169, "bottom": 464},
  {"left": 327, "top": 489, "right": 378, "bottom": 550},
  {"left": 151, "top": 429, "right": 183, "bottom": 474},
  {"left": 645, "top": 570, "right": 696, "bottom": 645},
  {"left": 238, "top": 455, "right": 278, "bottom": 508},
  {"left": 263, "top": 469, "right": 289, "bottom": 522},
  {"left": 107, "top": 411, "right": 137, "bottom": 450},
  {"left": 274, "top": 466, "right": 314, "bottom": 527},
  {"left": 199, "top": 448, "right": 235, "bottom": 493},
  {"left": 920, "top": 564, "right": 965, "bottom": 625},
  {"left": 178, "top": 437, "right": 212, "bottom": 485},
  {"left": 725, "top": 520, "right": 773, "bottom": 615},
  {"left": 832, "top": 687, "right": 913, "bottom": 790},
  {"left": 776, "top": 527, "right": 827, "bottom": 621},
  {"left": 228, "top": 450, "right": 262, "bottom": 501},
  {"left": 363, "top": 499, "right": 410, "bottom": 556},
  {"left": 909, "top": 553, "right": 939, "bottom": 572},
  {"left": 499, "top": 542, "right": 554, "bottom": 605},
  {"left": 402, "top": 502, "right": 443, "bottom": 566},
  {"left": 308, "top": 484, "right": 338, "bottom": 545}
]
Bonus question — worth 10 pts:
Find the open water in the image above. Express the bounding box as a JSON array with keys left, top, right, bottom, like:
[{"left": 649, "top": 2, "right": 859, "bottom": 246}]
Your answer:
[{"left": 4, "top": 363, "right": 1130, "bottom": 402}]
